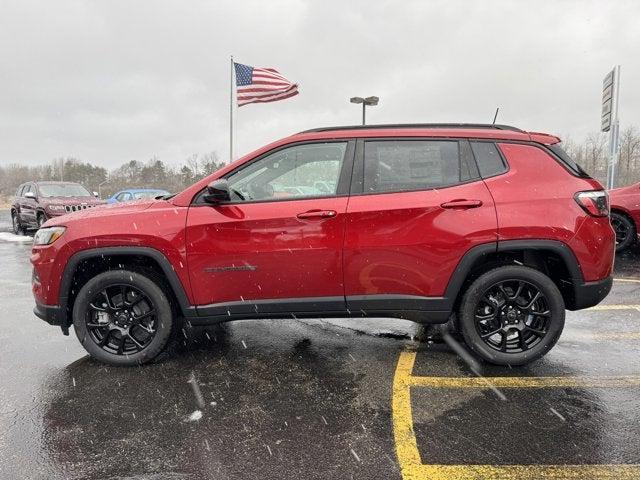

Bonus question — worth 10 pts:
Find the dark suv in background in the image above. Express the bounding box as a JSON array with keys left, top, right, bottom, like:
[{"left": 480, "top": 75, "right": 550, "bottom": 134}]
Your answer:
[{"left": 11, "top": 181, "right": 106, "bottom": 233}]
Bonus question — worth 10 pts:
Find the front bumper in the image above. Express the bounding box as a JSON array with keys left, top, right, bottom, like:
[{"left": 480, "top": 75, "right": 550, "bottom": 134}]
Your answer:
[{"left": 570, "top": 276, "right": 613, "bottom": 310}]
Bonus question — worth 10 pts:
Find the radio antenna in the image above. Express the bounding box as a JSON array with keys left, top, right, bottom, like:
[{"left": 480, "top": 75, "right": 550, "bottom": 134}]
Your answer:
[{"left": 492, "top": 107, "right": 500, "bottom": 124}]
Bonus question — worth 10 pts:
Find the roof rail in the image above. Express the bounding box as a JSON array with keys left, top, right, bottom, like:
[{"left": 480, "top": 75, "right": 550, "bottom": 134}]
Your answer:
[{"left": 300, "top": 123, "right": 525, "bottom": 134}]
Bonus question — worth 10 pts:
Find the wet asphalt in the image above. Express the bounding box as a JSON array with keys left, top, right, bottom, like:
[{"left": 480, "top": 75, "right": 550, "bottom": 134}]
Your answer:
[{"left": 0, "top": 209, "right": 639, "bottom": 480}]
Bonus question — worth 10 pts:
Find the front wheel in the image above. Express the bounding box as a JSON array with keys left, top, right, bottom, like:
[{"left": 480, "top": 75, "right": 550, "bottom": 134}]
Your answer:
[
  {"left": 36, "top": 212, "right": 47, "bottom": 229},
  {"left": 611, "top": 212, "right": 636, "bottom": 252},
  {"left": 11, "top": 211, "right": 24, "bottom": 235},
  {"left": 458, "top": 266, "right": 565, "bottom": 366},
  {"left": 72, "top": 270, "right": 174, "bottom": 366}
]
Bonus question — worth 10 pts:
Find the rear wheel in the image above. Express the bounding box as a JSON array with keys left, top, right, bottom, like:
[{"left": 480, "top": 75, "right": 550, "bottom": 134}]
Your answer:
[
  {"left": 458, "top": 266, "right": 565, "bottom": 366},
  {"left": 611, "top": 211, "right": 636, "bottom": 252},
  {"left": 73, "top": 270, "right": 174, "bottom": 366}
]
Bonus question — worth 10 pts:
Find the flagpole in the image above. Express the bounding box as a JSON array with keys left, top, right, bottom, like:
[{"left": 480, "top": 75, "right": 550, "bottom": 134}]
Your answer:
[{"left": 230, "top": 55, "right": 234, "bottom": 163}]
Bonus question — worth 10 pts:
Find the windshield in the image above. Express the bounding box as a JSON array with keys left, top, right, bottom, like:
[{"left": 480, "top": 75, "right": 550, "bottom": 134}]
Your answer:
[
  {"left": 38, "top": 183, "right": 92, "bottom": 197},
  {"left": 133, "top": 190, "right": 167, "bottom": 199},
  {"left": 548, "top": 143, "right": 592, "bottom": 178}
]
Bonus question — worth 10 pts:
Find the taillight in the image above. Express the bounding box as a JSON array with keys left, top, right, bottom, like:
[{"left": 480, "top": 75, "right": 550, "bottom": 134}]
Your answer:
[{"left": 574, "top": 190, "right": 609, "bottom": 217}]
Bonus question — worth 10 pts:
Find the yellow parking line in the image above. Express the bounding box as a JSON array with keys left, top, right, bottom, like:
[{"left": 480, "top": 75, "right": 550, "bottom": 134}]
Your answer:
[
  {"left": 588, "top": 304, "right": 640, "bottom": 311},
  {"left": 408, "top": 374, "right": 640, "bottom": 389},
  {"left": 392, "top": 351, "right": 640, "bottom": 480},
  {"left": 614, "top": 278, "right": 640, "bottom": 284},
  {"left": 411, "top": 464, "right": 640, "bottom": 479}
]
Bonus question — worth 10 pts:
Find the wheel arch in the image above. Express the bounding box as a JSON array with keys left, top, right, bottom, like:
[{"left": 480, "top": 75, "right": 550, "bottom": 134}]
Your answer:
[
  {"left": 444, "top": 240, "right": 584, "bottom": 312},
  {"left": 60, "top": 247, "right": 195, "bottom": 328}
]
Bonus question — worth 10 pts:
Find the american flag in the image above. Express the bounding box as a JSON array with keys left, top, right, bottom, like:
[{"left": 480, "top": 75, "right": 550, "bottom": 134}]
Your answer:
[{"left": 234, "top": 62, "right": 299, "bottom": 107}]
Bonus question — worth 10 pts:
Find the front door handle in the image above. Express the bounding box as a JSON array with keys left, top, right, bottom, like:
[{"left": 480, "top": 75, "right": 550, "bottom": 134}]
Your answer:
[
  {"left": 297, "top": 209, "right": 337, "bottom": 219},
  {"left": 440, "top": 199, "right": 483, "bottom": 209}
]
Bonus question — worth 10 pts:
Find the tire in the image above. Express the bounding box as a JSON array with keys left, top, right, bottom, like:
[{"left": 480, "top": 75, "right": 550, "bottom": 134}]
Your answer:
[
  {"left": 458, "top": 266, "right": 565, "bottom": 366},
  {"left": 11, "top": 211, "right": 24, "bottom": 235},
  {"left": 72, "top": 270, "right": 175, "bottom": 366},
  {"left": 36, "top": 212, "right": 47, "bottom": 229},
  {"left": 611, "top": 212, "right": 636, "bottom": 253}
]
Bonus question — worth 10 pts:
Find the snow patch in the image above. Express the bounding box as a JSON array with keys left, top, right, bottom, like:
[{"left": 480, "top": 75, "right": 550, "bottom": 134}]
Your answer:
[
  {"left": 186, "top": 410, "right": 203, "bottom": 422},
  {"left": 0, "top": 232, "right": 32, "bottom": 243}
]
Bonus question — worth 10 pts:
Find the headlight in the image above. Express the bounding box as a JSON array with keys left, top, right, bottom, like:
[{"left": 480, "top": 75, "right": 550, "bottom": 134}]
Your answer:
[
  {"left": 33, "top": 227, "right": 66, "bottom": 245},
  {"left": 48, "top": 205, "right": 66, "bottom": 212}
]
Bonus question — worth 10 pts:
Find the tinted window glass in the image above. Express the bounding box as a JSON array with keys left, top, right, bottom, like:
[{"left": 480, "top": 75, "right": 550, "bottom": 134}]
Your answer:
[
  {"left": 227, "top": 142, "right": 347, "bottom": 202},
  {"left": 16, "top": 185, "right": 25, "bottom": 196},
  {"left": 548, "top": 143, "right": 591, "bottom": 178},
  {"left": 470, "top": 142, "right": 507, "bottom": 177},
  {"left": 363, "top": 140, "right": 465, "bottom": 193}
]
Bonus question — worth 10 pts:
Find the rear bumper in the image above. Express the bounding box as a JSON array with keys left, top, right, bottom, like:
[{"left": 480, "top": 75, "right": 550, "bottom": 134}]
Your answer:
[
  {"left": 569, "top": 276, "right": 613, "bottom": 310},
  {"left": 33, "top": 302, "right": 66, "bottom": 326}
]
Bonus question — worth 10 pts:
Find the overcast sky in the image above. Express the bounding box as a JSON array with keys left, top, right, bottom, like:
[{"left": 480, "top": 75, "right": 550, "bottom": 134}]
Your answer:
[{"left": 1, "top": 0, "right": 639, "bottom": 168}]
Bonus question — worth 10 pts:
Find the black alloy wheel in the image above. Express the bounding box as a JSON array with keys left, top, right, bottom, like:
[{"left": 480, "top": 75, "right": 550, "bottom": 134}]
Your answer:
[
  {"left": 73, "top": 270, "right": 174, "bottom": 366},
  {"left": 86, "top": 284, "right": 157, "bottom": 355},
  {"left": 611, "top": 212, "right": 636, "bottom": 252},
  {"left": 474, "top": 279, "right": 550, "bottom": 354},
  {"left": 458, "top": 265, "right": 565, "bottom": 366}
]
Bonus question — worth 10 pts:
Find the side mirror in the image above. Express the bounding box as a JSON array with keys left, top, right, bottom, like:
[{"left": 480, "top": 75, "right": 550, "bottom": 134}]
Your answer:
[
  {"left": 203, "top": 179, "right": 231, "bottom": 204},
  {"left": 25, "top": 191, "right": 36, "bottom": 200},
  {"left": 93, "top": 191, "right": 99, "bottom": 198}
]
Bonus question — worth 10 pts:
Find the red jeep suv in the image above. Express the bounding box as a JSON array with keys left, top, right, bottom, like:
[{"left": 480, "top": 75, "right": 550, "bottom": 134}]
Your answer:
[{"left": 31, "top": 124, "right": 615, "bottom": 366}]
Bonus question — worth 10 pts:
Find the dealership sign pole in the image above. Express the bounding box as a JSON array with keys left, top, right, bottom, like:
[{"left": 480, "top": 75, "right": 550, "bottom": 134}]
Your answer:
[{"left": 602, "top": 65, "right": 621, "bottom": 190}]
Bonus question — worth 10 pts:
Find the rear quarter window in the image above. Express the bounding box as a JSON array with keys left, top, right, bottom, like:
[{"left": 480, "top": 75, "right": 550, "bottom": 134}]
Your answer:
[{"left": 470, "top": 142, "right": 508, "bottom": 178}]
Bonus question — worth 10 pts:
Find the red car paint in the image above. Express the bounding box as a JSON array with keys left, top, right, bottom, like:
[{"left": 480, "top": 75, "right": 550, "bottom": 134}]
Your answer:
[
  {"left": 609, "top": 182, "right": 640, "bottom": 234},
  {"left": 31, "top": 125, "right": 615, "bottom": 329}
]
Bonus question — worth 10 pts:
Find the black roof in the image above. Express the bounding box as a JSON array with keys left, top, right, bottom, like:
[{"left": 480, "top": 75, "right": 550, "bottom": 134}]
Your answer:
[{"left": 300, "top": 123, "right": 524, "bottom": 134}]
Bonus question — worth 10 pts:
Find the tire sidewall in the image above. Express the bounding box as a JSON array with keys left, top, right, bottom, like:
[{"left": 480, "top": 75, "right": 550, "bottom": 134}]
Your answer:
[
  {"left": 73, "top": 270, "right": 174, "bottom": 366},
  {"left": 37, "top": 212, "right": 46, "bottom": 228},
  {"left": 459, "top": 266, "right": 565, "bottom": 366}
]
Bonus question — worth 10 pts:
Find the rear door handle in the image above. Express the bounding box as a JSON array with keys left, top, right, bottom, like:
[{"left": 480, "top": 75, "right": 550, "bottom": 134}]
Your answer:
[
  {"left": 297, "top": 209, "right": 337, "bottom": 219},
  {"left": 440, "top": 199, "right": 483, "bottom": 209}
]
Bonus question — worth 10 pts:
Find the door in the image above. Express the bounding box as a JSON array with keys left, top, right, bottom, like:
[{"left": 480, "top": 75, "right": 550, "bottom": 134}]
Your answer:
[
  {"left": 343, "top": 138, "right": 498, "bottom": 314},
  {"left": 186, "top": 141, "right": 354, "bottom": 317}
]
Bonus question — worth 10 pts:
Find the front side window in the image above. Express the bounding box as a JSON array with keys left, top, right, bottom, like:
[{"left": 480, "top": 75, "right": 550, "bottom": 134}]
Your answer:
[
  {"left": 116, "top": 192, "right": 132, "bottom": 201},
  {"left": 363, "top": 140, "right": 469, "bottom": 193},
  {"left": 227, "top": 142, "right": 347, "bottom": 202}
]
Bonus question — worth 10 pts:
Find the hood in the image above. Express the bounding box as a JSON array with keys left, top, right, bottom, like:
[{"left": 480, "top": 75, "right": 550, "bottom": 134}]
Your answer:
[{"left": 44, "top": 196, "right": 106, "bottom": 206}]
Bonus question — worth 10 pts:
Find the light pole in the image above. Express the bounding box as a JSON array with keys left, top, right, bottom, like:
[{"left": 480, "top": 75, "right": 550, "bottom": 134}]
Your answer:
[
  {"left": 98, "top": 179, "right": 109, "bottom": 199},
  {"left": 350, "top": 96, "right": 379, "bottom": 125}
]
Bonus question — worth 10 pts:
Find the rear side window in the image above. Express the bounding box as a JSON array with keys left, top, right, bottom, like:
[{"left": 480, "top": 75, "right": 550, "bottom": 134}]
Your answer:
[
  {"left": 548, "top": 143, "right": 591, "bottom": 178},
  {"left": 470, "top": 142, "right": 508, "bottom": 178},
  {"left": 363, "top": 140, "right": 476, "bottom": 193}
]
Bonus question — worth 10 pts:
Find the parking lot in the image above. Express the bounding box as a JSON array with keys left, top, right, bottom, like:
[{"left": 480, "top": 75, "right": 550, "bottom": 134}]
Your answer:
[{"left": 0, "top": 208, "right": 639, "bottom": 480}]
